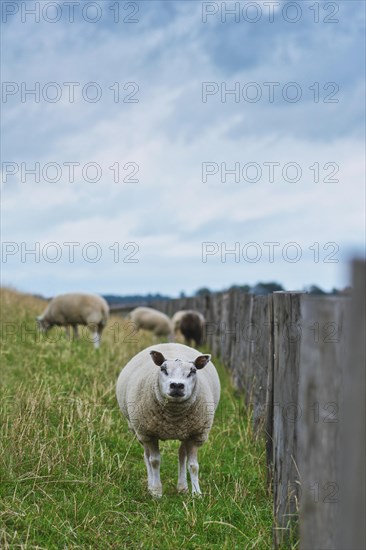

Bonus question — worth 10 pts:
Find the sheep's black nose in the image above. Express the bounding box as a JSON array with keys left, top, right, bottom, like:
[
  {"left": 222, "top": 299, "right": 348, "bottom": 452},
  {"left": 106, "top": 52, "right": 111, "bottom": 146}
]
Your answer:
[{"left": 170, "top": 382, "right": 184, "bottom": 390}]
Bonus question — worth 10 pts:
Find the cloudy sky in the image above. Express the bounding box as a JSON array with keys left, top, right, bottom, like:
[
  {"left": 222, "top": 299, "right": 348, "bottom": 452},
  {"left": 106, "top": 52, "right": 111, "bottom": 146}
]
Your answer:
[{"left": 1, "top": 0, "right": 365, "bottom": 296}]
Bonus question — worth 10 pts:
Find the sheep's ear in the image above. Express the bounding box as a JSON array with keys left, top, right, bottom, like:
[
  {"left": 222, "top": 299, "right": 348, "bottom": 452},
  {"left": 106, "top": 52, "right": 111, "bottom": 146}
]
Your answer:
[
  {"left": 194, "top": 354, "right": 211, "bottom": 369},
  {"left": 150, "top": 350, "right": 166, "bottom": 366}
]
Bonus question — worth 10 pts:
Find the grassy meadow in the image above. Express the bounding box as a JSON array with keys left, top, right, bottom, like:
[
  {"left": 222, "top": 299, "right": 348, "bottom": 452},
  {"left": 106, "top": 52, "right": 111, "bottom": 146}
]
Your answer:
[{"left": 0, "top": 288, "right": 273, "bottom": 549}]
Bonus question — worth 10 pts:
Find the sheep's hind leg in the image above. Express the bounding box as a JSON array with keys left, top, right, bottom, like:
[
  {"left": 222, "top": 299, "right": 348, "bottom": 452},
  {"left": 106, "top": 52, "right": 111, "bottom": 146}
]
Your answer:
[
  {"left": 177, "top": 441, "right": 188, "bottom": 493},
  {"left": 186, "top": 440, "right": 202, "bottom": 496},
  {"left": 142, "top": 446, "right": 153, "bottom": 487},
  {"left": 143, "top": 439, "right": 162, "bottom": 498}
]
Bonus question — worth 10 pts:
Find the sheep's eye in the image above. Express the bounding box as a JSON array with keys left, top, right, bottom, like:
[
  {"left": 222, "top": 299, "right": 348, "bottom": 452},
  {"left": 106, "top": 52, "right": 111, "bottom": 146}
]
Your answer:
[
  {"left": 187, "top": 369, "right": 196, "bottom": 378},
  {"left": 160, "top": 366, "right": 168, "bottom": 375}
]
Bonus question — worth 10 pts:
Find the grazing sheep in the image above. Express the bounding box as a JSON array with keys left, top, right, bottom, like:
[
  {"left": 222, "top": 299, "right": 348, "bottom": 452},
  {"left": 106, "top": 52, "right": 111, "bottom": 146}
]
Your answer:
[
  {"left": 172, "top": 310, "right": 205, "bottom": 347},
  {"left": 171, "top": 310, "right": 186, "bottom": 341},
  {"left": 130, "top": 307, "right": 173, "bottom": 338},
  {"left": 116, "top": 342, "right": 221, "bottom": 497},
  {"left": 36, "top": 293, "right": 109, "bottom": 349}
]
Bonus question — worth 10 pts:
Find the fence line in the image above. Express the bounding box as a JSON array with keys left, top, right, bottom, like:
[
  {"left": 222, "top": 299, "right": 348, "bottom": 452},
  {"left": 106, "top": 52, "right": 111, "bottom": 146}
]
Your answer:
[{"left": 149, "top": 261, "right": 365, "bottom": 549}]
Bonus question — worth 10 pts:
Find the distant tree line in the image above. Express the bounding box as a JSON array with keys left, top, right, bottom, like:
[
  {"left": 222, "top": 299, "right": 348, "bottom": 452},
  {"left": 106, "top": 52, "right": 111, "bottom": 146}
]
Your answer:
[
  {"left": 103, "top": 293, "right": 171, "bottom": 305},
  {"left": 194, "top": 283, "right": 349, "bottom": 297},
  {"left": 38, "top": 283, "right": 350, "bottom": 307}
]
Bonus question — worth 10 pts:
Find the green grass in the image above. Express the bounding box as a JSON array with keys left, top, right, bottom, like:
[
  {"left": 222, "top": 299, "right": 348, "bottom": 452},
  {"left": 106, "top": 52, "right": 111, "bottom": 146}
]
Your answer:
[{"left": 0, "top": 288, "right": 273, "bottom": 549}]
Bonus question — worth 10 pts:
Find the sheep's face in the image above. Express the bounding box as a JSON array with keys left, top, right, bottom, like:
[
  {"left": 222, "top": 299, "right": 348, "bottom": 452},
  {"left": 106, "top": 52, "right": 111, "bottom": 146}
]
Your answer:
[
  {"left": 36, "top": 316, "right": 50, "bottom": 332},
  {"left": 150, "top": 350, "right": 211, "bottom": 402}
]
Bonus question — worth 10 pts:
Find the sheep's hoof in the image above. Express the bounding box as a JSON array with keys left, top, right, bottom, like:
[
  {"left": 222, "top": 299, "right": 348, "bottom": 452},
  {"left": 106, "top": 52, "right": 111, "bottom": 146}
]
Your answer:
[
  {"left": 191, "top": 490, "right": 202, "bottom": 497},
  {"left": 177, "top": 484, "right": 189, "bottom": 494},
  {"left": 148, "top": 486, "right": 162, "bottom": 498}
]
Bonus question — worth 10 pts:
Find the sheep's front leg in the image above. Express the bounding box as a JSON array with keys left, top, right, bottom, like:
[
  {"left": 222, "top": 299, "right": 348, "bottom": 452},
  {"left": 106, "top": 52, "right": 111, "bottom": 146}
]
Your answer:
[
  {"left": 177, "top": 441, "right": 188, "bottom": 493},
  {"left": 88, "top": 323, "right": 101, "bottom": 349},
  {"left": 73, "top": 325, "right": 79, "bottom": 340},
  {"left": 91, "top": 330, "right": 101, "bottom": 349},
  {"left": 143, "top": 439, "right": 162, "bottom": 498},
  {"left": 186, "top": 440, "right": 202, "bottom": 495}
]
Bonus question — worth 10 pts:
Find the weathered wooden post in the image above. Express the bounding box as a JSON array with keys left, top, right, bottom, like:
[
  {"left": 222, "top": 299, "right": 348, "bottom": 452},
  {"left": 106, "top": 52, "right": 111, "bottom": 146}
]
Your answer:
[
  {"left": 219, "top": 291, "right": 233, "bottom": 370},
  {"left": 232, "top": 292, "right": 253, "bottom": 393},
  {"left": 272, "top": 291, "right": 303, "bottom": 548},
  {"left": 298, "top": 295, "right": 348, "bottom": 550},
  {"left": 336, "top": 260, "right": 366, "bottom": 550},
  {"left": 248, "top": 295, "right": 272, "bottom": 434},
  {"left": 265, "top": 294, "right": 274, "bottom": 488}
]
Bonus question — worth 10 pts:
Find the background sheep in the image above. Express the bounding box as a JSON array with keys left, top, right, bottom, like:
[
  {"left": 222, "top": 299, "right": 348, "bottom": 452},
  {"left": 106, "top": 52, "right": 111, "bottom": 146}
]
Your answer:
[
  {"left": 172, "top": 310, "right": 205, "bottom": 347},
  {"left": 36, "top": 293, "right": 109, "bottom": 349},
  {"left": 171, "top": 310, "right": 186, "bottom": 341},
  {"left": 130, "top": 307, "right": 173, "bottom": 339},
  {"left": 116, "top": 342, "right": 221, "bottom": 497}
]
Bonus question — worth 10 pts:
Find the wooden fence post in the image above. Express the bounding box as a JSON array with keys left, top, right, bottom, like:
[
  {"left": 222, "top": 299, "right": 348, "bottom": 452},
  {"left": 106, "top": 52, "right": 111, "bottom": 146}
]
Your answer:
[
  {"left": 336, "top": 260, "right": 366, "bottom": 550},
  {"left": 248, "top": 295, "right": 272, "bottom": 434},
  {"left": 297, "top": 296, "right": 348, "bottom": 550},
  {"left": 272, "top": 291, "right": 303, "bottom": 548},
  {"left": 265, "top": 294, "right": 274, "bottom": 489}
]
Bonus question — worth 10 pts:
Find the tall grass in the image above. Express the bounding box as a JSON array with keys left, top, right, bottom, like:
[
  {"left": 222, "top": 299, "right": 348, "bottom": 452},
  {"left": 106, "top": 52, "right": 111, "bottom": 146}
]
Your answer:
[{"left": 0, "top": 288, "right": 272, "bottom": 549}]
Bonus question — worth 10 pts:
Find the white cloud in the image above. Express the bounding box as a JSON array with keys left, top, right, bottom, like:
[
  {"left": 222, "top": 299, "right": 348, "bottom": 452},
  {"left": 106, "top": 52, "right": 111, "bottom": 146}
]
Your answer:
[{"left": 1, "top": 1, "right": 365, "bottom": 295}]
